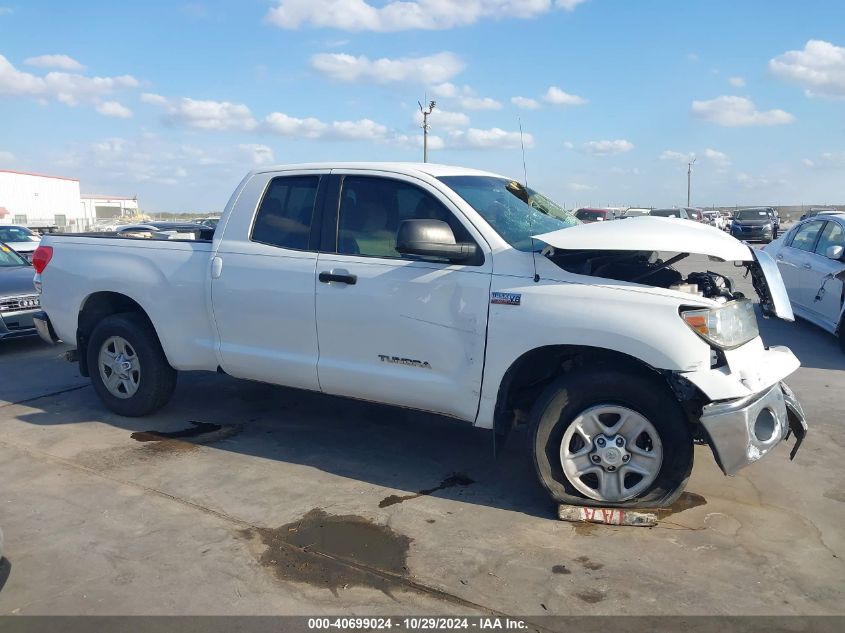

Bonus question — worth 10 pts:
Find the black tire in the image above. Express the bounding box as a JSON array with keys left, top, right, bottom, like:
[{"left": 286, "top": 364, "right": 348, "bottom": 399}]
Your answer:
[
  {"left": 530, "top": 367, "right": 693, "bottom": 508},
  {"left": 87, "top": 312, "right": 177, "bottom": 417}
]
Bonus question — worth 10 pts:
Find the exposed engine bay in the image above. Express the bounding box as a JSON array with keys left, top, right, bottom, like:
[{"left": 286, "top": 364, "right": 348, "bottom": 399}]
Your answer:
[{"left": 546, "top": 249, "right": 744, "bottom": 302}]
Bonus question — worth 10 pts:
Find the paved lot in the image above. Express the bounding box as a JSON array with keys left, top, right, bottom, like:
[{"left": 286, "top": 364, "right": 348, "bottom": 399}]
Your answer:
[{"left": 0, "top": 254, "right": 843, "bottom": 618}]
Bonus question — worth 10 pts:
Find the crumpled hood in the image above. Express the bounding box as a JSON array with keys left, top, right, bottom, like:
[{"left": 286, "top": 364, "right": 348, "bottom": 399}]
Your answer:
[
  {"left": 533, "top": 216, "right": 794, "bottom": 321},
  {"left": 533, "top": 216, "right": 752, "bottom": 262}
]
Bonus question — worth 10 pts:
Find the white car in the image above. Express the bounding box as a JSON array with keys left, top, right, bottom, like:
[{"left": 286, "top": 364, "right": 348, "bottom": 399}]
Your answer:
[
  {"left": 0, "top": 225, "right": 41, "bottom": 262},
  {"left": 764, "top": 213, "right": 845, "bottom": 351},
  {"left": 32, "top": 162, "right": 806, "bottom": 509},
  {"left": 702, "top": 211, "right": 726, "bottom": 231}
]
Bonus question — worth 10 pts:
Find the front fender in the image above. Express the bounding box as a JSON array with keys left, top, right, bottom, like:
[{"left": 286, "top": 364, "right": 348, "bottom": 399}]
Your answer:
[{"left": 475, "top": 277, "right": 711, "bottom": 428}]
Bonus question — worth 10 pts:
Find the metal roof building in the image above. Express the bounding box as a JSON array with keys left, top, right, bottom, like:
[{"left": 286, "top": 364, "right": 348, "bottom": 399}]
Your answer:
[{"left": 0, "top": 169, "right": 82, "bottom": 230}]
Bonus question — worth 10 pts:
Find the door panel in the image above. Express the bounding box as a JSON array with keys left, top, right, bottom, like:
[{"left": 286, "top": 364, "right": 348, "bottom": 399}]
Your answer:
[
  {"left": 316, "top": 254, "right": 490, "bottom": 420},
  {"left": 776, "top": 221, "right": 825, "bottom": 310},
  {"left": 314, "top": 172, "right": 492, "bottom": 421},
  {"left": 804, "top": 221, "right": 845, "bottom": 328},
  {"left": 211, "top": 171, "right": 325, "bottom": 390}
]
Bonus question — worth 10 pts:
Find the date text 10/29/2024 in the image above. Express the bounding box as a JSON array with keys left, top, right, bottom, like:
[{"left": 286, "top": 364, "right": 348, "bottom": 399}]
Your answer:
[{"left": 308, "top": 618, "right": 528, "bottom": 630}]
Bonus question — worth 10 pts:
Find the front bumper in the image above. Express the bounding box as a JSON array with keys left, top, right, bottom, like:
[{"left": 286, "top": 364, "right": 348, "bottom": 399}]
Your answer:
[
  {"left": 699, "top": 381, "right": 807, "bottom": 475},
  {"left": 0, "top": 309, "right": 39, "bottom": 340}
]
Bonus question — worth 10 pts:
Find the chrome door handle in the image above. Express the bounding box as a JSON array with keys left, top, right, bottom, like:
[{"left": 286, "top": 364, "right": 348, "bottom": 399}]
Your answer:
[
  {"left": 803, "top": 263, "right": 812, "bottom": 269},
  {"left": 776, "top": 254, "right": 783, "bottom": 259}
]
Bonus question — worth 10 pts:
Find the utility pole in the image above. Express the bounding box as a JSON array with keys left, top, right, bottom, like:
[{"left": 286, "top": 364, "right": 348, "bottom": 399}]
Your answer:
[
  {"left": 687, "top": 156, "right": 696, "bottom": 207},
  {"left": 418, "top": 99, "right": 436, "bottom": 162}
]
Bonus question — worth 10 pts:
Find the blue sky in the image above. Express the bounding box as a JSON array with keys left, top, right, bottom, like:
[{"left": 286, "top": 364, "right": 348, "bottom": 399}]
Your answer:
[{"left": 1, "top": 0, "right": 844, "bottom": 212}]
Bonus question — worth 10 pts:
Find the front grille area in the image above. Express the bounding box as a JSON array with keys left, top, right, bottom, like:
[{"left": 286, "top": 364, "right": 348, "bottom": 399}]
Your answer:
[{"left": 0, "top": 294, "right": 40, "bottom": 313}]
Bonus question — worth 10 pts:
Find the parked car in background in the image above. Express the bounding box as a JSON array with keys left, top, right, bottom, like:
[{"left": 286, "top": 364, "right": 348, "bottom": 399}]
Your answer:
[
  {"left": 685, "top": 208, "right": 704, "bottom": 222},
  {"left": 651, "top": 208, "right": 691, "bottom": 220},
  {"left": 194, "top": 217, "right": 220, "bottom": 229},
  {"left": 623, "top": 207, "right": 651, "bottom": 218},
  {"left": 730, "top": 208, "right": 775, "bottom": 243},
  {"left": 800, "top": 208, "right": 839, "bottom": 221},
  {"left": 32, "top": 162, "right": 806, "bottom": 509},
  {"left": 574, "top": 208, "right": 617, "bottom": 223},
  {"left": 0, "top": 225, "right": 41, "bottom": 262},
  {"left": 764, "top": 213, "right": 845, "bottom": 351},
  {"left": 702, "top": 211, "right": 726, "bottom": 231},
  {"left": 0, "top": 242, "right": 40, "bottom": 340}
]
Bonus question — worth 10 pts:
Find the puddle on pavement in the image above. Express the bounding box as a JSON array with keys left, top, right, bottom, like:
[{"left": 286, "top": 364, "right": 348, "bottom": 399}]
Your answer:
[
  {"left": 574, "top": 555, "right": 603, "bottom": 571},
  {"left": 130, "top": 421, "right": 242, "bottom": 446},
  {"left": 244, "top": 508, "right": 412, "bottom": 595},
  {"left": 379, "top": 473, "right": 475, "bottom": 508},
  {"left": 551, "top": 564, "right": 571, "bottom": 575},
  {"left": 576, "top": 588, "right": 606, "bottom": 604},
  {"left": 657, "top": 491, "right": 707, "bottom": 518}
]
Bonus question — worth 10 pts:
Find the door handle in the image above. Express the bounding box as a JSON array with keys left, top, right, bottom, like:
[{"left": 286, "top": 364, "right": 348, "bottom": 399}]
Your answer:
[
  {"left": 776, "top": 254, "right": 783, "bottom": 259},
  {"left": 211, "top": 256, "right": 223, "bottom": 279},
  {"left": 319, "top": 271, "right": 357, "bottom": 285},
  {"left": 803, "top": 263, "right": 812, "bottom": 270}
]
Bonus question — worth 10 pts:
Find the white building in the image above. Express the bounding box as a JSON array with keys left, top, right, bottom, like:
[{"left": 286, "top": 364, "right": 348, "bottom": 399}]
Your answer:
[
  {"left": 80, "top": 195, "right": 139, "bottom": 223},
  {"left": 0, "top": 169, "right": 82, "bottom": 230}
]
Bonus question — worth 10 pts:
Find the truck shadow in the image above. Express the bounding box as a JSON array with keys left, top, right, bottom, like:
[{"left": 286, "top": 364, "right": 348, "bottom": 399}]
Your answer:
[{"left": 14, "top": 371, "right": 553, "bottom": 519}]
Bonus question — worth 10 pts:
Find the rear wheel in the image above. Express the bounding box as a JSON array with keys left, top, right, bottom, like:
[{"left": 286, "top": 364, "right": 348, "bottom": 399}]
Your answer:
[
  {"left": 530, "top": 367, "right": 693, "bottom": 508},
  {"left": 87, "top": 313, "right": 177, "bottom": 417}
]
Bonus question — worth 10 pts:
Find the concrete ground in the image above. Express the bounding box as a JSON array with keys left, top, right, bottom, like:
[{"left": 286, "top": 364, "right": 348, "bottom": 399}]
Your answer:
[{"left": 0, "top": 255, "right": 843, "bottom": 619}]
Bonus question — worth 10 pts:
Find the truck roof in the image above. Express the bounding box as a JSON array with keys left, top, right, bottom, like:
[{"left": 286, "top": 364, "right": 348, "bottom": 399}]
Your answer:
[{"left": 248, "top": 162, "right": 507, "bottom": 180}]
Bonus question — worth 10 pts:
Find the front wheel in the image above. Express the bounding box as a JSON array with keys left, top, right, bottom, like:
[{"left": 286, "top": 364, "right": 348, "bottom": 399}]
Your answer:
[
  {"left": 530, "top": 368, "right": 693, "bottom": 508},
  {"left": 87, "top": 313, "right": 177, "bottom": 417}
]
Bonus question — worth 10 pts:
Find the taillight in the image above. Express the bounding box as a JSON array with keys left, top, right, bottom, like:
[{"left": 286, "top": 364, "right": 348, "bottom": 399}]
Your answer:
[{"left": 32, "top": 245, "right": 53, "bottom": 273}]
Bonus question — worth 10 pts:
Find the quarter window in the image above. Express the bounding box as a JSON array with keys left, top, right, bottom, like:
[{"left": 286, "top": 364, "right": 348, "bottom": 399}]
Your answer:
[
  {"left": 814, "top": 221, "right": 845, "bottom": 256},
  {"left": 789, "top": 221, "right": 824, "bottom": 252},
  {"left": 251, "top": 175, "right": 319, "bottom": 250},
  {"left": 336, "top": 176, "right": 472, "bottom": 259}
]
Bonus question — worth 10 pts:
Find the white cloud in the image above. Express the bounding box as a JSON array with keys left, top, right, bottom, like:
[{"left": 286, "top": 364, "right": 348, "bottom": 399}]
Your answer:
[
  {"left": 703, "top": 148, "right": 730, "bottom": 166},
  {"left": 728, "top": 76, "right": 745, "bottom": 87},
  {"left": 264, "top": 112, "right": 328, "bottom": 138},
  {"left": 686, "top": 53, "right": 700, "bottom": 62},
  {"left": 395, "top": 133, "right": 445, "bottom": 151},
  {"left": 311, "top": 51, "right": 463, "bottom": 84},
  {"left": 567, "top": 182, "right": 595, "bottom": 191},
  {"left": 96, "top": 100, "right": 133, "bottom": 118},
  {"left": 140, "top": 92, "right": 168, "bottom": 104},
  {"left": 511, "top": 96, "right": 540, "bottom": 110},
  {"left": 330, "top": 118, "right": 389, "bottom": 141},
  {"left": 0, "top": 149, "right": 14, "bottom": 165},
  {"left": 563, "top": 141, "right": 574, "bottom": 149},
  {"left": 769, "top": 39, "right": 845, "bottom": 99},
  {"left": 0, "top": 7, "right": 13, "bottom": 16},
  {"left": 264, "top": 112, "right": 390, "bottom": 142},
  {"left": 24, "top": 54, "right": 85, "bottom": 71},
  {"left": 266, "top": 0, "right": 587, "bottom": 32},
  {"left": 460, "top": 96, "right": 502, "bottom": 110},
  {"left": 660, "top": 150, "right": 690, "bottom": 162},
  {"left": 239, "top": 143, "right": 275, "bottom": 166},
  {"left": 450, "top": 127, "right": 535, "bottom": 150},
  {"left": 0, "top": 55, "right": 138, "bottom": 106},
  {"left": 414, "top": 108, "right": 470, "bottom": 130},
  {"left": 691, "top": 95, "right": 794, "bottom": 127},
  {"left": 581, "top": 139, "right": 634, "bottom": 155},
  {"left": 542, "top": 86, "right": 587, "bottom": 106},
  {"left": 430, "top": 82, "right": 458, "bottom": 98},
  {"left": 735, "top": 172, "right": 788, "bottom": 190},
  {"left": 165, "top": 98, "right": 258, "bottom": 130},
  {"left": 802, "top": 150, "right": 845, "bottom": 170}
]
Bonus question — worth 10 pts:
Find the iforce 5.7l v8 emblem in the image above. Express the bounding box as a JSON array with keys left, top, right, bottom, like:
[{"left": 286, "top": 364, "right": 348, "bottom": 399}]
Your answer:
[{"left": 490, "top": 292, "right": 521, "bottom": 306}]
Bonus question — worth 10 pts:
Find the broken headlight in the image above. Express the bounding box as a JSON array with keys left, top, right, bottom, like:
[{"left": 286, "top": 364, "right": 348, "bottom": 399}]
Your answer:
[{"left": 681, "top": 299, "right": 759, "bottom": 349}]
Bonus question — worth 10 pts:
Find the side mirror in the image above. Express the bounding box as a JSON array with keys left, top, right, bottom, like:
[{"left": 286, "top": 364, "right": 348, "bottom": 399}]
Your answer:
[
  {"left": 396, "top": 219, "right": 477, "bottom": 262},
  {"left": 826, "top": 245, "right": 844, "bottom": 260}
]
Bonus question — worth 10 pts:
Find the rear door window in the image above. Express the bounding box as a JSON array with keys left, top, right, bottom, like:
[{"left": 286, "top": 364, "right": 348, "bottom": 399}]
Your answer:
[
  {"left": 789, "top": 221, "right": 824, "bottom": 252},
  {"left": 251, "top": 175, "right": 319, "bottom": 250}
]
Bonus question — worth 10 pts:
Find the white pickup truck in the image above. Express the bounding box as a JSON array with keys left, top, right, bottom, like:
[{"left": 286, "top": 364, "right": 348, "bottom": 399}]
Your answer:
[{"left": 31, "top": 162, "right": 807, "bottom": 509}]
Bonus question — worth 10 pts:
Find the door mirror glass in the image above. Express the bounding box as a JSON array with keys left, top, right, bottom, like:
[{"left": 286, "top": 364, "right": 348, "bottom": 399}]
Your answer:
[
  {"left": 826, "top": 244, "right": 844, "bottom": 260},
  {"left": 396, "top": 219, "right": 478, "bottom": 262}
]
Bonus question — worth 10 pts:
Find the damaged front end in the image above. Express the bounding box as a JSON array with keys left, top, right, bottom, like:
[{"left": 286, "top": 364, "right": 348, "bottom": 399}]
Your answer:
[{"left": 532, "top": 217, "right": 807, "bottom": 472}]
